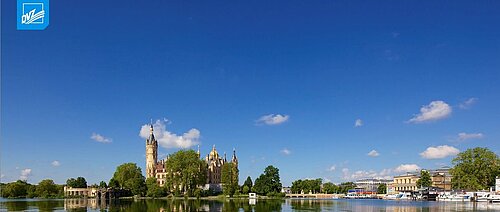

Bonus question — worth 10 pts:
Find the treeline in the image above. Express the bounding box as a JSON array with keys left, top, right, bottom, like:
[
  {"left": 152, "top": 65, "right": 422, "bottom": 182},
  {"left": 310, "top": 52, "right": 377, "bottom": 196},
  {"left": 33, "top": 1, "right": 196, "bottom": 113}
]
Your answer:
[
  {"left": 0, "top": 179, "right": 63, "bottom": 198},
  {"left": 290, "top": 179, "right": 357, "bottom": 194}
]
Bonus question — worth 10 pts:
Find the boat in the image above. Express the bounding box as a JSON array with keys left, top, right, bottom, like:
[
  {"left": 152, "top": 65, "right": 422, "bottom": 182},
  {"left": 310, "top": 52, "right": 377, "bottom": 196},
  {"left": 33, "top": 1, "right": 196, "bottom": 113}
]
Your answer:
[
  {"left": 383, "top": 194, "right": 399, "bottom": 200},
  {"left": 476, "top": 193, "right": 491, "bottom": 202},
  {"left": 488, "top": 194, "right": 500, "bottom": 203},
  {"left": 395, "top": 193, "right": 413, "bottom": 200},
  {"left": 437, "top": 193, "right": 471, "bottom": 202}
]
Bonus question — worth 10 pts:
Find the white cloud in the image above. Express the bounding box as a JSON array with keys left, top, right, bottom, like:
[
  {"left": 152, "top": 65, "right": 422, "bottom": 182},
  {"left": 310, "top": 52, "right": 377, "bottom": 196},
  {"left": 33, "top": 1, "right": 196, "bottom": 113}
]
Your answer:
[
  {"left": 328, "top": 165, "right": 336, "bottom": 172},
  {"left": 420, "top": 145, "right": 460, "bottom": 159},
  {"left": 90, "top": 133, "right": 112, "bottom": 143},
  {"left": 256, "top": 114, "right": 289, "bottom": 125},
  {"left": 394, "top": 164, "right": 421, "bottom": 173},
  {"left": 354, "top": 119, "right": 363, "bottom": 127},
  {"left": 20, "top": 169, "right": 32, "bottom": 181},
  {"left": 458, "top": 132, "right": 484, "bottom": 141},
  {"left": 342, "top": 168, "right": 393, "bottom": 180},
  {"left": 139, "top": 119, "right": 200, "bottom": 149},
  {"left": 280, "top": 148, "right": 291, "bottom": 155},
  {"left": 459, "top": 98, "right": 477, "bottom": 109},
  {"left": 367, "top": 150, "right": 380, "bottom": 157},
  {"left": 51, "top": 161, "right": 60, "bottom": 167},
  {"left": 408, "top": 101, "right": 452, "bottom": 123},
  {"left": 342, "top": 168, "right": 350, "bottom": 179},
  {"left": 0, "top": 174, "right": 5, "bottom": 179}
]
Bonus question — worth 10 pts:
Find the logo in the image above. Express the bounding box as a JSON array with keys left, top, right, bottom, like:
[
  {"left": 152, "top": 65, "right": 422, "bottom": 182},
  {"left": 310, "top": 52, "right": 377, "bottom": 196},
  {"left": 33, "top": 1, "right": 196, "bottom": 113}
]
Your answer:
[{"left": 17, "top": 0, "right": 49, "bottom": 30}]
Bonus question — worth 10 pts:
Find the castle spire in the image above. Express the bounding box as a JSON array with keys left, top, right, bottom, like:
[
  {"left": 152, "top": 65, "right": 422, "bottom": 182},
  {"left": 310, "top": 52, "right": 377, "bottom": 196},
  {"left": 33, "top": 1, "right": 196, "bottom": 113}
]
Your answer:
[
  {"left": 147, "top": 122, "right": 156, "bottom": 145},
  {"left": 232, "top": 148, "right": 238, "bottom": 164},
  {"left": 197, "top": 144, "right": 200, "bottom": 157}
]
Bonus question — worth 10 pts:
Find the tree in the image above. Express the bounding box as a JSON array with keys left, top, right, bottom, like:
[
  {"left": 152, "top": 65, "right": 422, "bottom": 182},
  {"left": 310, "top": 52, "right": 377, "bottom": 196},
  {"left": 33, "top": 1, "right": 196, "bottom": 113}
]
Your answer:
[
  {"left": 1, "top": 180, "right": 29, "bottom": 198},
  {"left": 108, "top": 178, "right": 120, "bottom": 188},
  {"left": 377, "top": 184, "right": 387, "bottom": 194},
  {"left": 221, "top": 162, "right": 239, "bottom": 197},
  {"left": 243, "top": 176, "right": 253, "bottom": 193},
  {"left": 164, "top": 150, "right": 207, "bottom": 195},
  {"left": 110, "top": 163, "right": 146, "bottom": 196},
  {"left": 66, "top": 177, "right": 87, "bottom": 188},
  {"left": 450, "top": 147, "right": 500, "bottom": 190},
  {"left": 291, "top": 180, "right": 303, "bottom": 194},
  {"left": 416, "top": 170, "right": 432, "bottom": 188},
  {"left": 99, "top": 181, "right": 107, "bottom": 188},
  {"left": 146, "top": 177, "right": 166, "bottom": 197},
  {"left": 322, "top": 182, "right": 338, "bottom": 194},
  {"left": 36, "top": 179, "right": 60, "bottom": 198},
  {"left": 338, "top": 182, "right": 356, "bottom": 194},
  {"left": 291, "top": 178, "right": 322, "bottom": 194},
  {"left": 252, "top": 165, "right": 282, "bottom": 195},
  {"left": 242, "top": 185, "right": 250, "bottom": 194}
]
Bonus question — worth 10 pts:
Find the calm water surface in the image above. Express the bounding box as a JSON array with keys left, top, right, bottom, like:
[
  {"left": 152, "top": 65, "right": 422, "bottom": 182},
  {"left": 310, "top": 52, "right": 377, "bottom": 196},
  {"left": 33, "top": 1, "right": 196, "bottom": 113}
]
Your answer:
[{"left": 1, "top": 198, "right": 500, "bottom": 211}]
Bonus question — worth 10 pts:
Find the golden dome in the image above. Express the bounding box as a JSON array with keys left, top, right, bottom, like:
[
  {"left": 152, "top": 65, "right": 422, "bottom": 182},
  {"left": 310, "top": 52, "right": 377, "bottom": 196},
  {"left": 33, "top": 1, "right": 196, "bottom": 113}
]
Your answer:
[{"left": 209, "top": 144, "right": 219, "bottom": 159}]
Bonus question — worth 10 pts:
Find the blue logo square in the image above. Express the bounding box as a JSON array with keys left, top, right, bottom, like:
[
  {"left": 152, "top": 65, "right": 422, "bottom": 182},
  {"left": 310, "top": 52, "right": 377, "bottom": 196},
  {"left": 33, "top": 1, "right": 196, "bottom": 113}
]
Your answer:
[{"left": 17, "top": 0, "right": 49, "bottom": 30}]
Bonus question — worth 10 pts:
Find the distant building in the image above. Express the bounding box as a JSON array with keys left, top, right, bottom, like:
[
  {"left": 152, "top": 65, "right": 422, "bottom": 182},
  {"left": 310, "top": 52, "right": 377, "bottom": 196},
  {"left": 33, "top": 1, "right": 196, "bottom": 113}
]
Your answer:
[
  {"left": 355, "top": 178, "right": 392, "bottom": 193},
  {"left": 64, "top": 186, "right": 99, "bottom": 197},
  {"left": 393, "top": 173, "right": 420, "bottom": 192},
  {"left": 429, "top": 167, "right": 452, "bottom": 191},
  {"left": 145, "top": 124, "right": 238, "bottom": 190},
  {"left": 392, "top": 167, "right": 453, "bottom": 193},
  {"left": 496, "top": 176, "right": 500, "bottom": 192},
  {"left": 281, "top": 187, "right": 291, "bottom": 194}
]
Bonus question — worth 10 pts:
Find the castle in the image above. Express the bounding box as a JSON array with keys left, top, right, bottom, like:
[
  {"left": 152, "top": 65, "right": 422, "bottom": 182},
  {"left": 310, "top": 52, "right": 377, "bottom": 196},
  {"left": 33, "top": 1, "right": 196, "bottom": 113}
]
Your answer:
[{"left": 145, "top": 124, "right": 238, "bottom": 189}]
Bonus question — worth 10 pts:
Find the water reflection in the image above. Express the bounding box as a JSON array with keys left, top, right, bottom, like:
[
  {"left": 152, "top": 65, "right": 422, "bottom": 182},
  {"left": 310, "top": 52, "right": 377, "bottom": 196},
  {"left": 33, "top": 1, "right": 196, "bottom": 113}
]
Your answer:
[{"left": 1, "top": 198, "right": 500, "bottom": 211}]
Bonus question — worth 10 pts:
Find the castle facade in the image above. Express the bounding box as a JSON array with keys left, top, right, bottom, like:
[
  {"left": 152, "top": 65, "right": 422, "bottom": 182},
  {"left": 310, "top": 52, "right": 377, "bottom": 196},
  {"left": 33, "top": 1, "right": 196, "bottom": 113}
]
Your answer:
[{"left": 145, "top": 124, "right": 238, "bottom": 188}]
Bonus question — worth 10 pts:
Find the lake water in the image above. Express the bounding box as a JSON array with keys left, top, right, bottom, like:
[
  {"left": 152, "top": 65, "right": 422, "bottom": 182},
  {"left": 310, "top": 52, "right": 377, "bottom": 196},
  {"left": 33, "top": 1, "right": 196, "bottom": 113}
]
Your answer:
[{"left": 1, "top": 198, "right": 500, "bottom": 211}]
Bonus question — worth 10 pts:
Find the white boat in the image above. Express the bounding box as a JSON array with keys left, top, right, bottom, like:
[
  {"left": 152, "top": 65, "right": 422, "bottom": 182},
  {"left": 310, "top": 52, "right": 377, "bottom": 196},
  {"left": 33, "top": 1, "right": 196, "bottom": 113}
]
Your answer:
[
  {"left": 396, "top": 193, "right": 412, "bottom": 200},
  {"left": 476, "top": 193, "right": 491, "bottom": 202},
  {"left": 437, "top": 193, "right": 470, "bottom": 202},
  {"left": 488, "top": 194, "right": 500, "bottom": 203},
  {"left": 384, "top": 194, "right": 399, "bottom": 200}
]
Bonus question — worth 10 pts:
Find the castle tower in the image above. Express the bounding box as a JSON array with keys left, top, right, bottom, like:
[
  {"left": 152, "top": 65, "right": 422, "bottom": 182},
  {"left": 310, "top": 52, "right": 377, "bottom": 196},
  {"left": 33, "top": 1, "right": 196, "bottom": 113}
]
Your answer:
[
  {"left": 145, "top": 124, "right": 158, "bottom": 179},
  {"left": 232, "top": 148, "right": 238, "bottom": 167}
]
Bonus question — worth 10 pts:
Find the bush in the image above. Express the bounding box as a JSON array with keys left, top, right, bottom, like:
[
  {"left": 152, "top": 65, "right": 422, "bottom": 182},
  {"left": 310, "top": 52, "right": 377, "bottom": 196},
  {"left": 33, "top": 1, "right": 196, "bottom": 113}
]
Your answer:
[{"left": 267, "top": 191, "right": 285, "bottom": 198}]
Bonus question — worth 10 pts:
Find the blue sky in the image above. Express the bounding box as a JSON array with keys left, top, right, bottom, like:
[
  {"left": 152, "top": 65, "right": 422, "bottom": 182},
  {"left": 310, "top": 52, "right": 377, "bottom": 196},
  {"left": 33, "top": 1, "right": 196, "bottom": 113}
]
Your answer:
[{"left": 1, "top": 1, "right": 500, "bottom": 186}]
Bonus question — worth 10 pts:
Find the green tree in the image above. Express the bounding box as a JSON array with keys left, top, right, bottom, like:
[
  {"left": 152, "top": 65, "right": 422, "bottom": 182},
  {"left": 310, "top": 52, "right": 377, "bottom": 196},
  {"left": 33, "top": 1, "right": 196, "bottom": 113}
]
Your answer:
[
  {"left": 99, "top": 181, "right": 107, "bottom": 188},
  {"left": 338, "top": 182, "right": 356, "bottom": 194},
  {"left": 291, "top": 179, "right": 303, "bottom": 194},
  {"left": 110, "top": 163, "right": 146, "bottom": 196},
  {"left": 291, "top": 178, "right": 322, "bottom": 194},
  {"left": 416, "top": 170, "right": 432, "bottom": 188},
  {"left": 146, "top": 177, "right": 166, "bottom": 197},
  {"left": 450, "top": 147, "right": 500, "bottom": 190},
  {"left": 242, "top": 185, "right": 250, "bottom": 194},
  {"left": 322, "top": 182, "right": 338, "bottom": 194},
  {"left": 36, "top": 179, "right": 60, "bottom": 198},
  {"left": 252, "top": 165, "right": 282, "bottom": 195},
  {"left": 108, "top": 178, "right": 120, "bottom": 188},
  {"left": 1, "top": 180, "right": 29, "bottom": 198},
  {"left": 221, "top": 162, "right": 239, "bottom": 197},
  {"left": 66, "top": 177, "right": 87, "bottom": 188},
  {"left": 377, "top": 184, "right": 387, "bottom": 194},
  {"left": 243, "top": 176, "right": 253, "bottom": 193},
  {"left": 164, "top": 150, "right": 207, "bottom": 195}
]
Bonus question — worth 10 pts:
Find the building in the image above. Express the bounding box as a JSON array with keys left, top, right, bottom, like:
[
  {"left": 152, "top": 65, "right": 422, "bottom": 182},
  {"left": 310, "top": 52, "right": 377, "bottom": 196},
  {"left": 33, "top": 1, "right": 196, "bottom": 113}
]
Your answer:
[
  {"left": 429, "top": 167, "right": 452, "bottom": 191},
  {"left": 391, "top": 167, "right": 452, "bottom": 193},
  {"left": 355, "top": 178, "right": 393, "bottom": 193},
  {"left": 145, "top": 124, "right": 238, "bottom": 190},
  {"left": 393, "top": 173, "right": 420, "bottom": 192},
  {"left": 64, "top": 186, "right": 99, "bottom": 197},
  {"left": 496, "top": 176, "right": 500, "bottom": 192}
]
